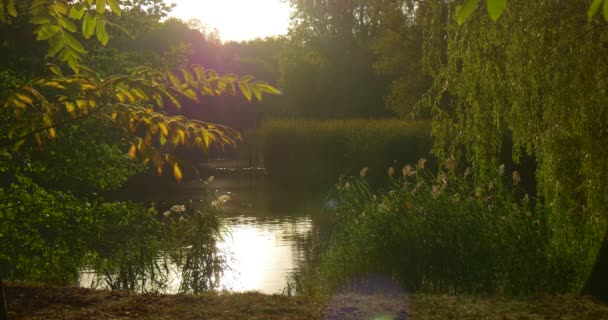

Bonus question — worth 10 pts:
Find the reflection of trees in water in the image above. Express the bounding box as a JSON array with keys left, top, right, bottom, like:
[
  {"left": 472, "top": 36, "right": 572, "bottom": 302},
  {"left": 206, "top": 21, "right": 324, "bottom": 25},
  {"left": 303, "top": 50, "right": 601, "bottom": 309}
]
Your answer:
[
  {"left": 174, "top": 210, "right": 226, "bottom": 293},
  {"left": 89, "top": 160, "right": 332, "bottom": 294},
  {"left": 87, "top": 207, "right": 226, "bottom": 294},
  {"left": 285, "top": 209, "right": 333, "bottom": 295}
]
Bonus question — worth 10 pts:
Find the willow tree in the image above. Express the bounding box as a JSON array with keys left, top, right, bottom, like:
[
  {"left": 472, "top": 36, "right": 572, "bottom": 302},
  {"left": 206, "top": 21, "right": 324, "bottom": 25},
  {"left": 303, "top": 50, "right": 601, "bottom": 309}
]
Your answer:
[{"left": 422, "top": 0, "right": 608, "bottom": 297}]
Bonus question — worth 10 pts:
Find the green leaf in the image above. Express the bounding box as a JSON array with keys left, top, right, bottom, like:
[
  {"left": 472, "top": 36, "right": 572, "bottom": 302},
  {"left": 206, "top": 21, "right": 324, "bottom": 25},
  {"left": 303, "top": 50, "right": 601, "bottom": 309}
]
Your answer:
[
  {"left": 36, "top": 24, "right": 61, "bottom": 40},
  {"left": 588, "top": 0, "right": 604, "bottom": 21},
  {"left": 96, "top": 0, "right": 106, "bottom": 14},
  {"left": 47, "top": 32, "right": 65, "bottom": 57},
  {"left": 67, "top": 58, "right": 80, "bottom": 73},
  {"left": 487, "top": 0, "right": 507, "bottom": 21},
  {"left": 64, "top": 32, "right": 86, "bottom": 54},
  {"left": 603, "top": 0, "right": 608, "bottom": 21},
  {"left": 7, "top": 0, "right": 17, "bottom": 17},
  {"left": 51, "top": 2, "right": 68, "bottom": 15},
  {"left": 96, "top": 18, "right": 110, "bottom": 45},
  {"left": 29, "top": 16, "right": 51, "bottom": 24},
  {"left": 107, "top": 0, "right": 121, "bottom": 16},
  {"left": 69, "top": 3, "right": 86, "bottom": 20},
  {"left": 58, "top": 15, "right": 77, "bottom": 32},
  {"left": 456, "top": 0, "right": 479, "bottom": 25},
  {"left": 47, "top": 64, "right": 63, "bottom": 77},
  {"left": 82, "top": 11, "right": 97, "bottom": 39},
  {"left": 58, "top": 46, "right": 77, "bottom": 61}
]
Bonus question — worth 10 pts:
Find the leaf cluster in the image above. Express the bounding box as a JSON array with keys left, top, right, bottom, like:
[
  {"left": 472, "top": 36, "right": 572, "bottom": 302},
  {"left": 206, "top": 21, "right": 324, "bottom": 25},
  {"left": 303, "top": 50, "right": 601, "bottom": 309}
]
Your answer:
[{"left": 2, "top": 64, "right": 280, "bottom": 180}]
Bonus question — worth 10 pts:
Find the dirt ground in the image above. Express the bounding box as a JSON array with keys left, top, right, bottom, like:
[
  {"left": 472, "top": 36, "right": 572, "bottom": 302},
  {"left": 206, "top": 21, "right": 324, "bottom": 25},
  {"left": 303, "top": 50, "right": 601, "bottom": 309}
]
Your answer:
[{"left": 4, "top": 283, "right": 608, "bottom": 320}]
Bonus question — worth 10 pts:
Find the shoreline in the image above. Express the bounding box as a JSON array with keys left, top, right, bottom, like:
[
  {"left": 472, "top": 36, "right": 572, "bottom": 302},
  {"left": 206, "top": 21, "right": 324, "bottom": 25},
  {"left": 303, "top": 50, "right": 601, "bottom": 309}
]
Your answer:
[{"left": 4, "top": 282, "right": 608, "bottom": 319}]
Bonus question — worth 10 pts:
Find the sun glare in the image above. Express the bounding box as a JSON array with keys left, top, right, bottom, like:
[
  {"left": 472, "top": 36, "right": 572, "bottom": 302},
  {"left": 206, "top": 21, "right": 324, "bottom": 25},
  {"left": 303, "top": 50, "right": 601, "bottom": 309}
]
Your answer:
[{"left": 167, "top": 0, "right": 292, "bottom": 42}]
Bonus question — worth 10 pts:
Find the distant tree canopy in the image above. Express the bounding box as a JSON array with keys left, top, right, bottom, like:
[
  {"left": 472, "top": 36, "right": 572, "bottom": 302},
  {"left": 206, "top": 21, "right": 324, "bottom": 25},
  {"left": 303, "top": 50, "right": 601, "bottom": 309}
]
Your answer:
[
  {"left": 275, "top": 0, "right": 434, "bottom": 119},
  {"left": 277, "top": 0, "right": 391, "bottom": 118}
]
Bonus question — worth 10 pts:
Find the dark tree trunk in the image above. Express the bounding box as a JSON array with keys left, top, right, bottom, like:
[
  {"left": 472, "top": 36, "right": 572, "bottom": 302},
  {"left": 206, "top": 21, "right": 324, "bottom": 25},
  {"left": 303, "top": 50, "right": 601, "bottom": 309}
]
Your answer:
[
  {"left": 0, "top": 278, "right": 7, "bottom": 320},
  {"left": 583, "top": 229, "right": 608, "bottom": 302}
]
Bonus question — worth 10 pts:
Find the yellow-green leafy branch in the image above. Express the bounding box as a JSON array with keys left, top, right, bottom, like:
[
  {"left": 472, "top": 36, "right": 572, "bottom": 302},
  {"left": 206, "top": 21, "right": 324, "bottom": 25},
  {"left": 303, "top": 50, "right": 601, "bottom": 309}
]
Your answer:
[{"left": 1, "top": 64, "right": 281, "bottom": 181}]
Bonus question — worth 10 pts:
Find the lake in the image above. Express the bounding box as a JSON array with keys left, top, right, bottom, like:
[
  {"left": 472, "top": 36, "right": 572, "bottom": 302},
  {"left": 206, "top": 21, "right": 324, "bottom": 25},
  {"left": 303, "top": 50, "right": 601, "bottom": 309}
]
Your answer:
[{"left": 80, "top": 157, "right": 330, "bottom": 294}]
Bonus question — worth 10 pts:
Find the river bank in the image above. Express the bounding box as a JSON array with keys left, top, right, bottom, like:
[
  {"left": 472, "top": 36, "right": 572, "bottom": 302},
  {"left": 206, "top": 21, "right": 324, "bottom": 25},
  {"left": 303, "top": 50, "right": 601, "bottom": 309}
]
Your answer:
[{"left": 5, "top": 283, "right": 608, "bottom": 319}]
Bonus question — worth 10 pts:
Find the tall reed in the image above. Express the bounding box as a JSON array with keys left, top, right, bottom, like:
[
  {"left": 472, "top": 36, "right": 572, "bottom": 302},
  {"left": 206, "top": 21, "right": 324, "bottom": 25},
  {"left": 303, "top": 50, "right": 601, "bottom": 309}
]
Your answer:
[{"left": 301, "top": 160, "right": 603, "bottom": 295}]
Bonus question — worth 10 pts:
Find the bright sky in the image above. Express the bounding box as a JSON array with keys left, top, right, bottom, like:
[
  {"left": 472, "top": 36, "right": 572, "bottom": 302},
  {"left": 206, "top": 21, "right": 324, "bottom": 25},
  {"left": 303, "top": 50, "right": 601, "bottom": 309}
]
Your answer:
[{"left": 167, "top": 0, "right": 292, "bottom": 42}]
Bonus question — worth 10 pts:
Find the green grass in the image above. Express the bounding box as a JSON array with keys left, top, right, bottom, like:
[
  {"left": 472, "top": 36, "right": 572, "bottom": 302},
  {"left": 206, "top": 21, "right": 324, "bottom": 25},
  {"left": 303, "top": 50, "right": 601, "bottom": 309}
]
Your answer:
[{"left": 258, "top": 119, "right": 433, "bottom": 189}]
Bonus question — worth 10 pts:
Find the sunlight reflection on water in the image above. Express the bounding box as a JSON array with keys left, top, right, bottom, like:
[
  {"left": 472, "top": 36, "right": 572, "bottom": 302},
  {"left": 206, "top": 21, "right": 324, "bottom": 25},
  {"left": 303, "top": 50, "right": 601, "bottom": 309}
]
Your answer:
[
  {"left": 81, "top": 160, "right": 321, "bottom": 294},
  {"left": 218, "top": 216, "right": 312, "bottom": 293}
]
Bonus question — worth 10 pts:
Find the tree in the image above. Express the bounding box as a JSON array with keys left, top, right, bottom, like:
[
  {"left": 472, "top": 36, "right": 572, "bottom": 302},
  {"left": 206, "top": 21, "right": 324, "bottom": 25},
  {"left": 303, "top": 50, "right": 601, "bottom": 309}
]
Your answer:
[
  {"left": 279, "top": 0, "right": 391, "bottom": 118},
  {"left": 369, "top": 0, "right": 433, "bottom": 118},
  {"left": 2, "top": 64, "right": 279, "bottom": 179},
  {"left": 422, "top": 0, "right": 608, "bottom": 298},
  {"left": 0, "top": 2, "right": 280, "bottom": 317}
]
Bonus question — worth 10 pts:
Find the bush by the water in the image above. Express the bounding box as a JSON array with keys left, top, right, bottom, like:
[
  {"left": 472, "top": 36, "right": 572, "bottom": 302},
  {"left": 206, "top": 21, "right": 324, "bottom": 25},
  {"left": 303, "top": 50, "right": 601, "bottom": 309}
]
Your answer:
[
  {"left": 0, "top": 168, "right": 225, "bottom": 293},
  {"left": 299, "top": 160, "right": 605, "bottom": 295},
  {"left": 259, "top": 119, "right": 433, "bottom": 189}
]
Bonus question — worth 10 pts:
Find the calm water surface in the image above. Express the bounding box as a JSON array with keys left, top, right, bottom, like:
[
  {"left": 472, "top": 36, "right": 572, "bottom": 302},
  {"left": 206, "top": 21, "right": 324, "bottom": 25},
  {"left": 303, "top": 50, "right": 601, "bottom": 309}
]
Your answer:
[{"left": 81, "top": 159, "right": 328, "bottom": 294}]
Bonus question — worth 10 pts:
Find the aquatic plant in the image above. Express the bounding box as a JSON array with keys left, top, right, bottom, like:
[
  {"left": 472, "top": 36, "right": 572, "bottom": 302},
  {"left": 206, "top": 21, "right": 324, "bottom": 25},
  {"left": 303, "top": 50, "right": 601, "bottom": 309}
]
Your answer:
[{"left": 302, "top": 159, "right": 605, "bottom": 295}]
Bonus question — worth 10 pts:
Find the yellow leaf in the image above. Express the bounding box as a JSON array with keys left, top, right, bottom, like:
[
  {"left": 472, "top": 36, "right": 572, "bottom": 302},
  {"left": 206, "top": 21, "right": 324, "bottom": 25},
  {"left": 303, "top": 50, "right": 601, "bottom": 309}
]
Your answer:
[
  {"left": 75, "top": 100, "right": 87, "bottom": 109},
  {"left": 15, "top": 93, "right": 33, "bottom": 104},
  {"left": 181, "top": 68, "right": 194, "bottom": 82},
  {"left": 238, "top": 82, "right": 252, "bottom": 102},
  {"left": 173, "top": 161, "right": 183, "bottom": 182},
  {"left": 183, "top": 88, "right": 199, "bottom": 102},
  {"left": 157, "top": 122, "right": 168, "bottom": 136},
  {"left": 168, "top": 73, "right": 181, "bottom": 88},
  {"left": 34, "top": 133, "right": 43, "bottom": 147},
  {"left": 48, "top": 128, "right": 56, "bottom": 139},
  {"left": 43, "top": 81, "right": 67, "bottom": 89},
  {"left": 128, "top": 143, "right": 136, "bottom": 158},
  {"left": 131, "top": 87, "right": 147, "bottom": 100}
]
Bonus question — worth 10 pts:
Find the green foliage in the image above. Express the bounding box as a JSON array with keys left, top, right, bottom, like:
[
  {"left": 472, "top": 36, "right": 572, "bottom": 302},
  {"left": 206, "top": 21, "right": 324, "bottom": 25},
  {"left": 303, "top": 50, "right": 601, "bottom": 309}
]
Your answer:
[
  {"left": 86, "top": 202, "right": 225, "bottom": 293},
  {"left": 0, "top": 153, "right": 225, "bottom": 293},
  {"left": 31, "top": 118, "right": 145, "bottom": 192},
  {"left": 172, "top": 208, "right": 225, "bottom": 293},
  {"left": 0, "top": 169, "right": 94, "bottom": 284},
  {"left": 456, "top": 0, "right": 608, "bottom": 24},
  {"left": 278, "top": 0, "right": 391, "bottom": 119},
  {"left": 85, "top": 202, "right": 168, "bottom": 292},
  {"left": 304, "top": 163, "right": 605, "bottom": 295},
  {"left": 370, "top": 1, "right": 432, "bottom": 118},
  {"left": 1, "top": 64, "right": 279, "bottom": 180},
  {"left": 259, "top": 119, "right": 433, "bottom": 189},
  {"left": 422, "top": 0, "right": 608, "bottom": 240},
  {"left": 420, "top": 0, "right": 608, "bottom": 295}
]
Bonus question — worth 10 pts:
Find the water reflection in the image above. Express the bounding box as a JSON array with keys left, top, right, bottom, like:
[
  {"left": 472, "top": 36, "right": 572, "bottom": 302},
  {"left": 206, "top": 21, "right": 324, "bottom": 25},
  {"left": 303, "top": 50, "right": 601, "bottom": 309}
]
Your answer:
[
  {"left": 218, "top": 216, "right": 312, "bottom": 293},
  {"left": 82, "top": 160, "right": 323, "bottom": 294}
]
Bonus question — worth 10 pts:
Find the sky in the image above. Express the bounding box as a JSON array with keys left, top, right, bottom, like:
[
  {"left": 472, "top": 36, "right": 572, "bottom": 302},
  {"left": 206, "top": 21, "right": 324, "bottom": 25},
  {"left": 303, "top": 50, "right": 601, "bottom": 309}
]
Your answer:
[{"left": 167, "top": 0, "right": 292, "bottom": 42}]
